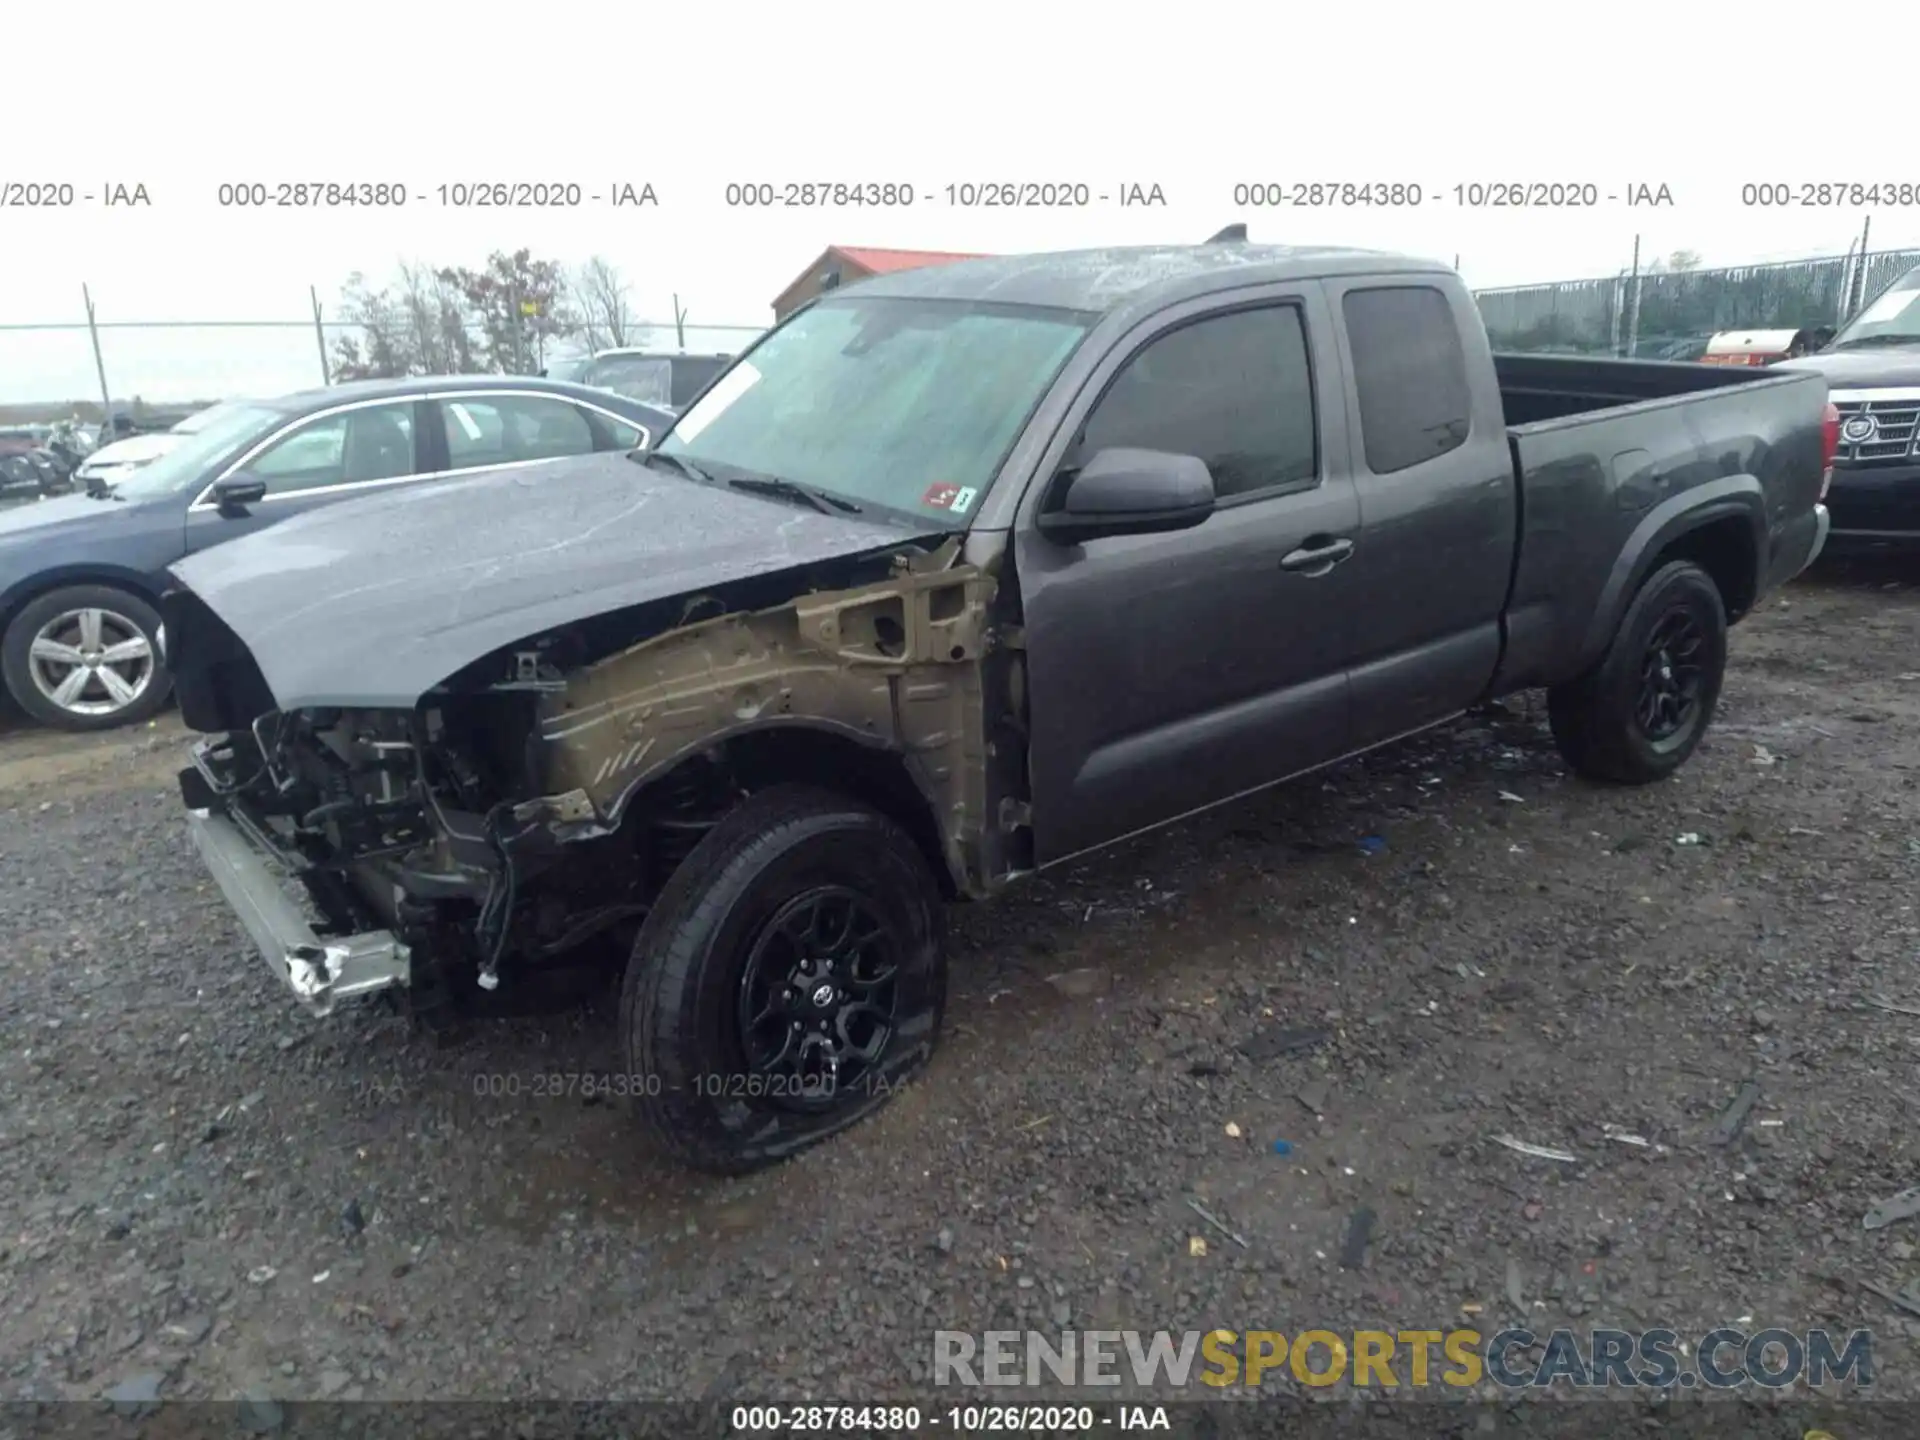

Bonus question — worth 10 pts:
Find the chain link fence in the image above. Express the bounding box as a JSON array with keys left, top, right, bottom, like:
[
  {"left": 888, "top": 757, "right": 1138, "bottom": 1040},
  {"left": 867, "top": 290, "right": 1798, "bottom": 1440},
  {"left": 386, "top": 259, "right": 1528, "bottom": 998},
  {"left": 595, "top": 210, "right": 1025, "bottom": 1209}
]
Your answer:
[
  {"left": 1476, "top": 246, "right": 1920, "bottom": 358},
  {"left": 11, "top": 243, "right": 1920, "bottom": 417},
  {"left": 0, "top": 300, "right": 768, "bottom": 422}
]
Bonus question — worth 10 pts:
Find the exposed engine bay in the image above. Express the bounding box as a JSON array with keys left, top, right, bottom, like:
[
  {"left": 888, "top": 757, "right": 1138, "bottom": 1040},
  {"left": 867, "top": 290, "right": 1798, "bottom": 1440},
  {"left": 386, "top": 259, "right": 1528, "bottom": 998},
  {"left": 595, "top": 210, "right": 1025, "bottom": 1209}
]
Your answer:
[{"left": 172, "top": 535, "right": 1028, "bottom": 1016}]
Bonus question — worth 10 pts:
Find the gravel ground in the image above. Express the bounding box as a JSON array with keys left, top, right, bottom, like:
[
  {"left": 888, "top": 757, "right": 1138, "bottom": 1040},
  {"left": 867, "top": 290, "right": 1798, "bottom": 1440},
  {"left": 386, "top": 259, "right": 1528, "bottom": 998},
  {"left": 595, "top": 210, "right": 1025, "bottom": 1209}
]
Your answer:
[{"left": 3, "top": 556, "right": 1919, "bottom": 1420}]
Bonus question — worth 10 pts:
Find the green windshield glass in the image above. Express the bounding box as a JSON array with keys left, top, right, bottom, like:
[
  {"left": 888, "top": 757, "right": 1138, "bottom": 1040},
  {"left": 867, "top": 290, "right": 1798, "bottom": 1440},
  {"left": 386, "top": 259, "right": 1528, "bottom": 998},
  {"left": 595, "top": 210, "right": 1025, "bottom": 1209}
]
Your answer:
[{"left": 659, "top": 296, "right": 1091, "bottom": 522}]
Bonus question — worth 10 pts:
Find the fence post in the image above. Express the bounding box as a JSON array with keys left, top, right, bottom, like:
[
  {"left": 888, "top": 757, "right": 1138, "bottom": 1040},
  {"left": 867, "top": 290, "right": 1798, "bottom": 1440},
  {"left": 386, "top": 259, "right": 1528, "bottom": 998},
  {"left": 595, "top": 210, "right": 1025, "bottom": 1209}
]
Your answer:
[
  {"left": 1609, "top": 272, "right": 1624, "bottom": 355},
  {"left": 1625, "top": 236, "right": 1643, "bottom": 357},
  {"left": 310, "top": 286, "right": 331, "bottom": 385},
  {"left": 80, "top": 285, "right": 114, "bottom": 421},
  {"left": 1847, "top": 216, "right": 1873, "bottom": 317},
  {"left": 1835, "top": 239, "right": 1857, "bottom": 326},
  {"left": 673, "top": 294, "right": 687, "bottom": 350}
]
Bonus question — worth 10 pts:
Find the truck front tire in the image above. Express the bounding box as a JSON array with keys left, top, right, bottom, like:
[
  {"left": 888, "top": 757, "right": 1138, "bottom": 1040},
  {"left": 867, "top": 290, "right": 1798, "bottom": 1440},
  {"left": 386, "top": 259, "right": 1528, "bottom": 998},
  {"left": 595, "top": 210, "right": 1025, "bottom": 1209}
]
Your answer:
[
  {"left": 622, "top": 784, "right": 947, "bottom": 1174},
  {"left": 1548, "top": 560, "right": 1728, "bottom": 785}
]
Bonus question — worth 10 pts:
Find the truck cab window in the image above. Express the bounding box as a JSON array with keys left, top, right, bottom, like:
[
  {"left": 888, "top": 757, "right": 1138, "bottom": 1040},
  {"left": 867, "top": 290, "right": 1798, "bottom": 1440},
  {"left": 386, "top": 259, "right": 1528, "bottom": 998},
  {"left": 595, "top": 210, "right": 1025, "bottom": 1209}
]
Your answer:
[
  {"left": 1078, "top": 305, "right": 1317, "bottom": 500},
  {"left": 1343, "top": 286, "right": 1473, "bottom": 474}
]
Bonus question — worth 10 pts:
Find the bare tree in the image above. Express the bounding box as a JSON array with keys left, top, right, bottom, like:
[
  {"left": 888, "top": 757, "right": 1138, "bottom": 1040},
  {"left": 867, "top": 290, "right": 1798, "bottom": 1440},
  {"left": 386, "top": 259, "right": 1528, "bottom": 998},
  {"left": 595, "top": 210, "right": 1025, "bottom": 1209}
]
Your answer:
[
  {"left": 571, "top": 256, "right": 638, "bottom": 351},
  {"left": 329, "top": 250, "right": 585, "bottom": 380}
]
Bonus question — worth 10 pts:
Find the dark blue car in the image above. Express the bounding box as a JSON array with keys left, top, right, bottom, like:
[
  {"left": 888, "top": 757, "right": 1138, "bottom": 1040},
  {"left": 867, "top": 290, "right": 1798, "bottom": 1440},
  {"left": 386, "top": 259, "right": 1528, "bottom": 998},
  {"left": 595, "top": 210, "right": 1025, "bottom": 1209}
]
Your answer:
[{"left": 0, "top": 375, "right": 671, "bottom": 731}]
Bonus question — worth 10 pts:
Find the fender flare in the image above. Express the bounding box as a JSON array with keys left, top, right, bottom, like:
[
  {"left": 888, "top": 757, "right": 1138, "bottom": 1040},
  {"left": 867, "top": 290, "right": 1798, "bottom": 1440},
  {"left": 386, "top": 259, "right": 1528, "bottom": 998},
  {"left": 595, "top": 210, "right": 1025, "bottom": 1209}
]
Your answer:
[{"left": 1572, "top": 475, "right": 1765, "bottom": 674}]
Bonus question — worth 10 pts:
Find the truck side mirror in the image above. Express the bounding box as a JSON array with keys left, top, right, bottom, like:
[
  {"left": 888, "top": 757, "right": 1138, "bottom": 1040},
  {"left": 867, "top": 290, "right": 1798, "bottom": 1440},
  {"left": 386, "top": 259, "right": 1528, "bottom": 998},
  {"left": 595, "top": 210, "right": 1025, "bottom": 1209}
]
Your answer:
[{"left": 1038, "top": 447, "right": 1216, "bottom": 546}]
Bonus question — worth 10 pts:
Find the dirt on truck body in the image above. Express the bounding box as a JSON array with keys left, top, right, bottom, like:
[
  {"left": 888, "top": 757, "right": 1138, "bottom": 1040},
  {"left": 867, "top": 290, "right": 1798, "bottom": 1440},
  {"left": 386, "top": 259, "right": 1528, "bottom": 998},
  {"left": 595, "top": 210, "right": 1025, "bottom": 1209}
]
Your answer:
[{"left": 161, "top": 236, "right": 1833, "bottom": 1174}]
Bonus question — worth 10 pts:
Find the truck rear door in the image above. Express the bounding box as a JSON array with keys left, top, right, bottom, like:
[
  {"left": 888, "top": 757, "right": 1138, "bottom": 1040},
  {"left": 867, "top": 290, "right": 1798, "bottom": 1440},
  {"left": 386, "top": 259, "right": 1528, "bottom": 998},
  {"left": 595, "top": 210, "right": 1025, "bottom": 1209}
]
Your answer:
[{"left": 1320, "top": 276, "right": 1519, "bottom": 747}]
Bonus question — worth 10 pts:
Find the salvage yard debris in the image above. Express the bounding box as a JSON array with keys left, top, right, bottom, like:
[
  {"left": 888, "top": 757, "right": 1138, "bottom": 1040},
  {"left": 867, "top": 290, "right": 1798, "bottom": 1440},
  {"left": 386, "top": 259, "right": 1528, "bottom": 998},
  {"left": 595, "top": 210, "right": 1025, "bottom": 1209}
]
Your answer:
[
  {"left": 1492, "top": 1135, "right": 1577, "bottom": 1163},
  {"left": 1239, "top": 1024, "right": 1330, "bottom": 1063},
  {"left": 1601, "top": 1124, "right": 1656, "bottom": 1149},
  {"left": 1339, "top": 1207, "right": 1377, "bottom": 1270},
  {"left": 1864, "top": 1187, "right": 1920, "bottom": 1232},
  {"left": 1710, "top": 1080, "right": 1763, "bottom": 1146},
  {"left": 1186, "top": 1198, "right": 1249, "bottom": 1249}
]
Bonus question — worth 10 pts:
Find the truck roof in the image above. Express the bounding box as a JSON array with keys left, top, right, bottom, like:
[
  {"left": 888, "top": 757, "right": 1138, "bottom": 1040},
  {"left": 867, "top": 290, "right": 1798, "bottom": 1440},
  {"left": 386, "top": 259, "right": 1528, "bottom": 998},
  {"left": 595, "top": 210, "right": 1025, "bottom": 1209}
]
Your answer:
[{"left": 846, "top": 242, "right": 1452, "bottom": 315}]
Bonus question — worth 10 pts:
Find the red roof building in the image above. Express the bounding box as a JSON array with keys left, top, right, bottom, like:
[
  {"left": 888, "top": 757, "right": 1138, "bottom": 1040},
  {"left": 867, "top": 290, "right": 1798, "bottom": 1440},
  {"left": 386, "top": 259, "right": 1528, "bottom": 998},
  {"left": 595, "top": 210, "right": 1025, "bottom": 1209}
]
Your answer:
[{"left": 771, "top": 245, "right": 988, "bottom": 321}]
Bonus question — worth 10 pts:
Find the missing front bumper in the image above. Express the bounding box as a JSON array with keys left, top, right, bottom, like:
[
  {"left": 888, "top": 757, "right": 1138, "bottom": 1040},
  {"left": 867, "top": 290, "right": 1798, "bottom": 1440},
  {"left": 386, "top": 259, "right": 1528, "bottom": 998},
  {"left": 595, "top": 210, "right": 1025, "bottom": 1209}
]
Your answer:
[{"left": 186, "top": 804, "right": 410, "bottom": 1018}]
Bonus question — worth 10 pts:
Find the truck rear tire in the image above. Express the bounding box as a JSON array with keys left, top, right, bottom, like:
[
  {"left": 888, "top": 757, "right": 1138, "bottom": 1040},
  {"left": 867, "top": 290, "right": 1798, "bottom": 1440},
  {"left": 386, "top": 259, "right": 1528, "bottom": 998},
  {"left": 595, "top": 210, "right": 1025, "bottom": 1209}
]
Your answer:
[
  {"left": 1547, "top": 560, "right": 1727, "bottom": 785},
  {"left": 622, "top": 784, "right": 946, "bottom": 1175}
]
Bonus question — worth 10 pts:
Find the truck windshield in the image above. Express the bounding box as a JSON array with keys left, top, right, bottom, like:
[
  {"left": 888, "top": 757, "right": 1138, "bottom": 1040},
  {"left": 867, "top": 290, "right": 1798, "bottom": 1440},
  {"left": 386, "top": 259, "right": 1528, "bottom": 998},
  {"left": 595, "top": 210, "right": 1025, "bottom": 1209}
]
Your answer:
[
  {"left": 655, "top": 296, "right": 1092, "bottom": 522},
  {"left": 1832, "top": 273, "right": 1920, "bottom": 349}
]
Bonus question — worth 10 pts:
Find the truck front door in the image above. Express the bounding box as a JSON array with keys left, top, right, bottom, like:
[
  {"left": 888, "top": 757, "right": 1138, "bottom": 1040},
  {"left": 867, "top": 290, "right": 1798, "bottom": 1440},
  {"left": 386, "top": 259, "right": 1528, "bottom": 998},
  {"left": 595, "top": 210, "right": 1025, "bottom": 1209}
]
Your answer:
[{"left": 1011, "top": 286, "right": 1364, "bottom": 866}]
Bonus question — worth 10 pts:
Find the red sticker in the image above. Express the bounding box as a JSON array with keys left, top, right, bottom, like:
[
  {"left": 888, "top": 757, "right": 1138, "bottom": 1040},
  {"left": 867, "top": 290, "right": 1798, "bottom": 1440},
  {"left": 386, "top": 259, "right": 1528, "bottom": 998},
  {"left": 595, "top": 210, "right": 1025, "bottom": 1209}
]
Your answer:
[{"left": 921, "top": 481, "right": 961, "bottom": 509}]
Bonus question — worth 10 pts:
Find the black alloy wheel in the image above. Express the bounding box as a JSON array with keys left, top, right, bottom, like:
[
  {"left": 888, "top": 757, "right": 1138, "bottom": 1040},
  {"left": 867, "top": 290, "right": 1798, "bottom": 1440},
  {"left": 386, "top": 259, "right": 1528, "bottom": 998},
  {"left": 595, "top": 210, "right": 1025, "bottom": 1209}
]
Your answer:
[
  {"left": 1548, "top": 559, "right": 1728, "bottom": 785},
  {"left": 624, "top": 784, "right": 946, "bottom": 1174}
]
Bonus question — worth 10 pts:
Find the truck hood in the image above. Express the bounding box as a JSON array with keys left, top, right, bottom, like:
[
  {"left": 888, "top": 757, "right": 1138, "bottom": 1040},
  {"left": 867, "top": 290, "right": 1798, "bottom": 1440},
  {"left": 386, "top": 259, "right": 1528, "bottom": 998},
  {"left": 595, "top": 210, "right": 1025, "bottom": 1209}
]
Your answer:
[
  {"left": 166, "top": 452, "right": 952, "bottom": 711},
  {"left": 1777, "top": 345, "right": 1920, "bottom": 389}
]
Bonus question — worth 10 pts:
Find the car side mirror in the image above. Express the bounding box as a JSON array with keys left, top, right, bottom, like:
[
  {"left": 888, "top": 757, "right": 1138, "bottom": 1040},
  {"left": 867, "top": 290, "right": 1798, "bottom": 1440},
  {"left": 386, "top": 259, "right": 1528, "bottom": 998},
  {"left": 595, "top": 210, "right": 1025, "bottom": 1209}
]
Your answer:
[
  {"left": 211, "top": 474, "right": 267, "bottom": 516},
  {"left": 1037, "top": 447, "right": 1216, "bottom": 546}
]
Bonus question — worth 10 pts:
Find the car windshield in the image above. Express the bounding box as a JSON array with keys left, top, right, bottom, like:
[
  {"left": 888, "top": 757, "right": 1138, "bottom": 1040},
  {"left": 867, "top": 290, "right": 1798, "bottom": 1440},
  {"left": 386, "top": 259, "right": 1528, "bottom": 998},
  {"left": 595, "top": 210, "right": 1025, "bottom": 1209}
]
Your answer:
[
  {"left": 586, "top": 354, "right": 674, "bottom": 405},
  {"left": 108, "top": 403, "right": 282, "bottom": 499},
  {"left": 1832, "top": 274, "right": 1920, "bottom": 349},
  {"left": 172, "top": 401, "right": 243, "bottom": 434},
  {"left": 656, "top": 296, "right": 1092, "bottom": 522}
]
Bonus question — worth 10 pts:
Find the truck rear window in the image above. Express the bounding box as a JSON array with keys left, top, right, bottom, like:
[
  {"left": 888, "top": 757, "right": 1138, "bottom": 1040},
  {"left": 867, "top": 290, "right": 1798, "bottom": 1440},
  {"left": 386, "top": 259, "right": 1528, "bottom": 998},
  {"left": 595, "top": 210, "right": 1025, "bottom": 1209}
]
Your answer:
[{"left": 1343, "top": 286, "right": 1473, "bottom": 475}]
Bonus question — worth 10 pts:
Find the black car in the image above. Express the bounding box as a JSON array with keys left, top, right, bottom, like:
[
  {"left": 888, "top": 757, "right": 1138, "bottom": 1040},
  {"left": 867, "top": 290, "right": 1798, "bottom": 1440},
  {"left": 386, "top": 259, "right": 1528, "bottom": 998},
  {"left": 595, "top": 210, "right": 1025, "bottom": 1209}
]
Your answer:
[
  {"left": 0, "top": 375, "right": 671, "bottom": 731},
  {"left": 1777, "top": 264, "right": 1920, "bottom": 550}
]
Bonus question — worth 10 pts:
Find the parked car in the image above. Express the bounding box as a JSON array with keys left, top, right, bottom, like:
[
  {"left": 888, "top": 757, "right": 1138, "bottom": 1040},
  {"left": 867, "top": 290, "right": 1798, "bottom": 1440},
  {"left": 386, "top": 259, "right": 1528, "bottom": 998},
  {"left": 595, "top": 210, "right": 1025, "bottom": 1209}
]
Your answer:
[
  {"left": 163, "top": 240, "right": 1831, "bottom": 1174},
  {"left": 77, "top": 402, "right": 237, "bottom": 491},
  {"left": 0, "top": 454, "right": 55, "bottom": 501},
  {"left": 1699, "top": 327, "right": 1834, "bottom": 367},
  {"left": 0, "top": 424, "right": 84, "bottom": 501},
  {"left": 541, "top": 355, "right": 594, "bottom": 384},
  {"left": 0, "top": 376, "right": 670, "bottom": 731},
  {"left": 1776, "top": 263, "right": 1920, "bottom": 549},
  {"left": 579, "top": 349, "right": 734, "bottom": 410},
  {"left": 0, "top": 425, "right": 52, "bottom": 456}
]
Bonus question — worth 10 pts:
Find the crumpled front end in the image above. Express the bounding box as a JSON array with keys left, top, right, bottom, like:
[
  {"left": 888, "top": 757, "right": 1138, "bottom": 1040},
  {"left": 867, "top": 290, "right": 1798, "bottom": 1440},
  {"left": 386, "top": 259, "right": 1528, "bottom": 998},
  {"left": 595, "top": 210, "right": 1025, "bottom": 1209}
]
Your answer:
[{"left": 160, "top": 529, "right": 1014, "bottom": 1021}]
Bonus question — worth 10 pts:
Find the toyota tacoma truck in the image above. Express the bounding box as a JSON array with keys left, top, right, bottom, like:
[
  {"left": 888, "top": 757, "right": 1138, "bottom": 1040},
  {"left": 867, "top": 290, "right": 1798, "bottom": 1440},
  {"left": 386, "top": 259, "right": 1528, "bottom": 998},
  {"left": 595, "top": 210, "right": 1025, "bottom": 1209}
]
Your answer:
[{"left": 159, "top": 239, "right": 1834, "bottom": 1174}]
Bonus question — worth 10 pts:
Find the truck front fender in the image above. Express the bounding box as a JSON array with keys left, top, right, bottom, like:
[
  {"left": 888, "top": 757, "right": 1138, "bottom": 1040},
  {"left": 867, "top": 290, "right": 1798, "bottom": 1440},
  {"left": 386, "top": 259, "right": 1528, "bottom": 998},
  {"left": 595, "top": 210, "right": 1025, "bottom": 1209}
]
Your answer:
[{"left": 1572, "top": 476, "right": 1766, "bottom": 676}]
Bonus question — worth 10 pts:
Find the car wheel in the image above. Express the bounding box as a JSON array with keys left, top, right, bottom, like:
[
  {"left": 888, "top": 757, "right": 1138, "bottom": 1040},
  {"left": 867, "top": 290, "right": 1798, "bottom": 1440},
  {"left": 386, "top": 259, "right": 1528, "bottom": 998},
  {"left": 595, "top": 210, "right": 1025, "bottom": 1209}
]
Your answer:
[
  {"left": 623, "top": 784, "right": 946, "bottom": 1175},
  {"left": 1547, "top": 559, "right": 1727, "bottom": 785},
  {"left": 1, "top": 584, "right": 173, "bottom": 731}
]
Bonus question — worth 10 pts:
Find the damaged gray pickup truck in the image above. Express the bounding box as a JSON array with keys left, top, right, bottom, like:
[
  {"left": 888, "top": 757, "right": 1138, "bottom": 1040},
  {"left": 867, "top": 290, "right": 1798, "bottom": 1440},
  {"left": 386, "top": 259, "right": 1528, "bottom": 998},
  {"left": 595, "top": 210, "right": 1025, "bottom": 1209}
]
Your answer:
[{"left": 161, "top": 240, "right": 1834, "bottom": 1173}]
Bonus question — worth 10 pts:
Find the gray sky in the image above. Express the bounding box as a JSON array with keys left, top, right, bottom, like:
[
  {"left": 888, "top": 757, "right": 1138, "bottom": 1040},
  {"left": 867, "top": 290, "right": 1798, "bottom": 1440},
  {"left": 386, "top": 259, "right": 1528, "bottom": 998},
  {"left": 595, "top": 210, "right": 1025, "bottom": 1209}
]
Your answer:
[{"left": 5, "top": 0, "right": 1916, "bottom": 403}]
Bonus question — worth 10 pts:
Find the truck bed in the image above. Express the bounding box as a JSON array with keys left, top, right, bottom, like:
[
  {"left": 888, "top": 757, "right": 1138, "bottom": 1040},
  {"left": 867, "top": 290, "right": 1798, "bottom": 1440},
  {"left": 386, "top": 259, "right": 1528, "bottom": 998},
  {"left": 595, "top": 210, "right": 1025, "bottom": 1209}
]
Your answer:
[
  {"left": 1493, "top": 352, "right": 1786, "bottom": 426},
  {"left": 1488, "top": 353, "right": 1830, "bottom": 696}
]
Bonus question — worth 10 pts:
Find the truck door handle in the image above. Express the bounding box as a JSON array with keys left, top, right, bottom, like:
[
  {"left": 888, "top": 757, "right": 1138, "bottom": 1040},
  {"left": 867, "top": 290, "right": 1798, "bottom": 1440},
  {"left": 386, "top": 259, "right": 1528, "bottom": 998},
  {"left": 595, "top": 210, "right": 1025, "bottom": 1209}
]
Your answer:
[{"left": 1279, "top": 536, "right": 1355, "bottom": 574}]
